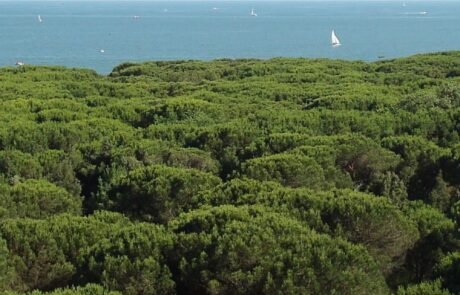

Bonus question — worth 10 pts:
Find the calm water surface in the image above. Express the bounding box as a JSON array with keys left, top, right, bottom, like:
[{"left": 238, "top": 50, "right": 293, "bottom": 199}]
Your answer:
[{"left": 0, "top": 1, "right": 459, "bottom": 73}]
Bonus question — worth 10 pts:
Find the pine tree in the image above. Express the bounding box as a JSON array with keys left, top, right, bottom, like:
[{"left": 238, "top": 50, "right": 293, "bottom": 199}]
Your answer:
[{"left": 429, "top": 171, "right": 451, "bottom": 212}]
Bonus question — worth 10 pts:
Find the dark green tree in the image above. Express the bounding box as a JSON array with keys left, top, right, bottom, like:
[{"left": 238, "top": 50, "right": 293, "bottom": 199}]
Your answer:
[{"left": 429, "top": 172, "right": 451, "bottom": 212}]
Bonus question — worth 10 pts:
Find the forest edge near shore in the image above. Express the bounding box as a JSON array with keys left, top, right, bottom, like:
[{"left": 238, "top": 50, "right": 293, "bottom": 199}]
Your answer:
[{"left": 0, "top": 52, "right": 459, "bottom": 294}]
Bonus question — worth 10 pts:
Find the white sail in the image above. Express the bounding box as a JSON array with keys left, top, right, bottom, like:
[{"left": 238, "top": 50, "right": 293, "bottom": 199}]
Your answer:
[
  {"left": 38, "top": 15, "right": 42, "bottom": 23},
  {"left": 251, "top": 9, "right": 257, "bottom": 17},
  {"left": 331, "top": 30, "right": 341, "bottom": 47}
]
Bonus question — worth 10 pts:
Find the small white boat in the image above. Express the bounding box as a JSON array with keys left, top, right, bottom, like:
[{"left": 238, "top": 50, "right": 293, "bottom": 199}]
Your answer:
[
  {"left": 38, "top": 15, "right": 42, "bottom": 23},
  {"left": 251, "top": 9, "right": 258, "bottom": 17},
  {"left": 100, "top": 49, "right": 105, "bottom": 53},
  {"left": 331, "top": 30, "right": 341, "bottom": 47},
  {"left": 133, "top": 15, "right": 140, "bottom": 19},
  {"left": 15, "top": 61, "right": 24, "bottom": 66},
  {"left": 419, "top": 11, "right": 428, "bottom": 15}
]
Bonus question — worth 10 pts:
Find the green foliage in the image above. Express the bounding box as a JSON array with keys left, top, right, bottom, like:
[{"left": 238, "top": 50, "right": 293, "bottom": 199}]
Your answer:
[
  {"left": 152, "top": 147, "right": 220, "bottom": 174},
  {"left": 395, "top": 202, "right": 456, "bottom": 285},
  {"left": 197, "top": 179, "right": 418, "bottom": 276},
  {"left": 0, "top": 212, "right": 131, "bottom": 291},
  {"left": 0, "top": 211, "right": 174, "bottom": 294},
  {"left": 0, "top": 237, "right": 14, "bottom": 291},
  {"left": 37, "top": 150, "right": 82, "bottom": 196},
  {"left": 372, "top": 172, "right": 408, "bottom": 207},
  {"left": 381, "top": 136, "right": 449, "bottom": 201},
  {"left": 241, "top": 153, "right": 325, "bottom": 189},
  {"left": 402, "top": 200, "right": 454, "bottom": 240},
  {"left": 99, "top": 165, "right": 221, "bottom": 223},
  {"left": 85, "top": 224, "right": 175, "bottom": 295},
  {"left": 435, "top": 252, "right": 460, "bottom": 294},
  {"left": 170, "top": 205, "right": 389, "bottom": 295},
  {"left": 0, "top": 179, "right": 81, "bottom": 219},
  {"left": 321, "top": 190, "right": 418, "bottom": 274},
  {"left": 0, "top": 150, "right": 43, "bottom": 180},
  {"left": 0, "top": 53, "right": 460, "bottom": 293},
  {"left": 429, "top": 172, "right": 452, "bottom": 212},
  {"left": 0, "top": 284, "right": 121, "bottom": 295},
  {"left": 450, "top": 200, "right": 460, "bottom": 226},
  {"left": 397, "top": 280, "right": 451, "bottom": 295}
]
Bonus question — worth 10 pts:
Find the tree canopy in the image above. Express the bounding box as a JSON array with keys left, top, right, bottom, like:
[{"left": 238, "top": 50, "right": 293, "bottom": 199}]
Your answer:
[{"left": 0, "top": 52, "right": 460, "bottom": 294}]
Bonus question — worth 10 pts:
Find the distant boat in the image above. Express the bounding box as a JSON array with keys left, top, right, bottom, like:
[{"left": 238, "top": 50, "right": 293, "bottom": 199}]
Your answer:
[
  {"left": 38, "top": 15, "right": 42, "bottom": 23},
  {"left": 100, "top": 49, "right": 105, "bottom": 53},
  {"left": 404, "top": 11, "right": 428, "bottom": 16},
  {"left": 15, "top": 61, "right": 24, "bottom": 66},
  {"left": 212, "top": 7, "right": 219, "bottom": 11},
  {"left": 331, "top": 30, "right": 341, "bottom": 47},
  {"left": 251, "top": 9, "right": 258, "bottom": 17},
  {"left": 133, "top": 15, "right": 140, "bottom": 19}
]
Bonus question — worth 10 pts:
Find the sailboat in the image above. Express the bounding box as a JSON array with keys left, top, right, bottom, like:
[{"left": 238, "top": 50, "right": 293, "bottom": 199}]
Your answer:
[
  {"left": 251, "top": 9, "right": 258, "bottom": 17},
  {"left": 331, "top": 30, "right": 341, "bottom": 47},
  {"left": 38, "top": 15, "right": 42, "bottom": 23}
]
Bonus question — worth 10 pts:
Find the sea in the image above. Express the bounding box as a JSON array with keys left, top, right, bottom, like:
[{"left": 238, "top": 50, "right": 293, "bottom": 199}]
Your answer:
[{"left": 0, "top": 1, "right": 459, "bottom": 74}]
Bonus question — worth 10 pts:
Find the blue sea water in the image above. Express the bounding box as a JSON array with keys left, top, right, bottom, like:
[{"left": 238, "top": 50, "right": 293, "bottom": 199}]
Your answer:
[{"left": 0, "top": 1, "right": 459, "bottom": 73}]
